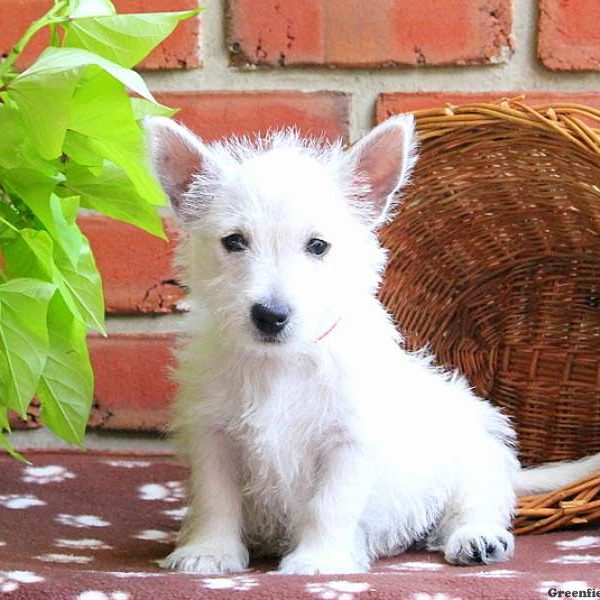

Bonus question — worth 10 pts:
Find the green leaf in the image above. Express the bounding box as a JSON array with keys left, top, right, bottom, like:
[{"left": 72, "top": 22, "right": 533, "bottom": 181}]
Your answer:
[
  {"left": 3, "top": 224, "right": 106, "bottom": 334},
  {"left": 63, "top": 130, "right": 104, "bottom": 168},
  {"left": 0, "top": 170, "right": 87, "bottom": 265},
  {"left": 64, "top": 10, "right": 201, "bottom": 68},
  {"left": 0, "top": 167, "right": 59, "bottom": 214},
  {"left": 46, "top": 194, "right": 85, "bottom": 264},
  {"left": 0, "top": 108, "right": 60, "bottom": 177},
  {"left": 9, "top": 47, "right": 157, "bottom": 159},
  {"left": 14, "top": 47, "right": 156, "bottom": 100},
  {"left": 9, "top": 66, "right": 80, "bottom": 160},
  {"left": 0, "top": 107, "right": 25, "bottom": 169},
  {"left": 1, "top": 228, "right": 101, "bottom": 333},
  {"left": 131, "top": 98, "right": 177, "bottom": 121},
  {"left": 69, "top": 0, "right": 115, "bottom": 17},
  {"left": 0, "top": 104, "right": 62, "bottom": 177},
  {"left": 54, "top": 236, "right": 105, "bottom": 334},
  {"left": 0, "top": 405, "right": 9, "bottom": 430},
  {"left": 0, "top": 279, "right": 55, "bottom": 416},
  {"left": 0, "top": 405, "right": 30, "bottom": 462},
  {"left": 38, "top": 293, "right": 92, "bottom": 446},
  {"left": 0, "top": 428, "right": 29, "bottom": 463},
  {"left": 2, "top": 228, "right": 77, "bottom": 323},
  {"left": 64, "top": 162, "right": 165, "bottom": 238},
  {"left": 3, "top": 229, "right": 56, "bottom": 282},
  {"left": 67, "top": 69, "right": 165, "bottom": 202}
]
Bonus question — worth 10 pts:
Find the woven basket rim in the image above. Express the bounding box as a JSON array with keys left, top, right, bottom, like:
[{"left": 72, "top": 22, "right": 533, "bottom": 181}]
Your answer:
[{"left": 410, "top": 97, "right": 600, "bottom": 160}]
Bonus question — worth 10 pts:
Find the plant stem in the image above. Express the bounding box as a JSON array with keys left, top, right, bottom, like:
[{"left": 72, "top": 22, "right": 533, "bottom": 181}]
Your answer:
[
  {"left": 0, "top": 216, "right": 19, "bottom": 234},
  {"left": 0, "top": 0, "right": 69, "bottom": 80}
]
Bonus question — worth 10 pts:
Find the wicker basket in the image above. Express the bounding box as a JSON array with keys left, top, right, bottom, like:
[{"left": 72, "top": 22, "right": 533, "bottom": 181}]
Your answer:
[{"left": 378, "top": 98, "right": 600, "bottom": 533}]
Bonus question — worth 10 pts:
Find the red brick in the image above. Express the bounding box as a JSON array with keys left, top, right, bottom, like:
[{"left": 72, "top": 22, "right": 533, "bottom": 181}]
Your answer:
[
  {"left": 1, "top": 0, "right": 201, "bottom": 71},
  {"left": 88, "top": 333, "right": 176, "bottom": 431},
  {"left": 375, "top": 92, "right": 600, "bottom": 123},
  {"left": 227, "top": 0, "right": 513, "bottom": 67},
  {"left": 10, "top": 334, "right": 177, "bottom": 432},
  {"left": 538, "top": 0, "right": 600, "bottom": 70},
  {"left": 156, "top": 91, "right": 351, "bottom": 143},
  {"left": 1, "top": 215, "right": 183, "bottom": 316},
  {"left": 122, "top": 0, "right": 201, "bottom": 69},
  {"left": 79, "top": 215, "right": 184, "bottom": 315},
  {"left": 8, "top": 401, "right": 41, "bottom": 431}
]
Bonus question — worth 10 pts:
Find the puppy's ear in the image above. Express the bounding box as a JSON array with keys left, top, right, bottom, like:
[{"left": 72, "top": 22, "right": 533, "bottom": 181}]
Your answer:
[
  {"left": 145, "top": 117, "right": 209, "bottom": 223},
  {"left": 345, "top": 114, "right": 418, "bottom": 227}
]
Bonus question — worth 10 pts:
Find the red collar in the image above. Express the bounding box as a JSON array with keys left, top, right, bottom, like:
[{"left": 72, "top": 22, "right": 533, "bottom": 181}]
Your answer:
[{"left": 315, "top": 318, "right": 341, "bottom": 343}]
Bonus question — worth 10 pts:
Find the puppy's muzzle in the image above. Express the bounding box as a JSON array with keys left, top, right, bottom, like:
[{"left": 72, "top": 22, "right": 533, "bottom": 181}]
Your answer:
[{"left": 251, "top": 303, "right": 291, "bottom": 339}]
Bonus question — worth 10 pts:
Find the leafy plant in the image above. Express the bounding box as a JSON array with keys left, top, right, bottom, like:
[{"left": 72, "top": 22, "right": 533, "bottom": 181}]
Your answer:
[{"left": 0, "top": 0, "right": 200, "bottom": 458}]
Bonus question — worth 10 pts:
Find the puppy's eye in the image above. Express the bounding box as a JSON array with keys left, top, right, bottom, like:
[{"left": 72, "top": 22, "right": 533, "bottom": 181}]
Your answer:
[
  {"left": 306, "top": 238, "right": 329, "bottom": 257},
  {"left": 221, "top": 233, "right": 248, "bottom": 252}
]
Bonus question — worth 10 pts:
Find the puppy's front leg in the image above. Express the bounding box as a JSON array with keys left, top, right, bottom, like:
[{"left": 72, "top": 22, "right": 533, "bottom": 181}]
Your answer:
[
  {"left": 431, "top": 439, "right": 516, "bottom": 566},
  {"left": 279, "top": 442, "right": 371, "bottom": 575},
  {"left": 162, "top": 428, "right": 248, "bottom": 574}
]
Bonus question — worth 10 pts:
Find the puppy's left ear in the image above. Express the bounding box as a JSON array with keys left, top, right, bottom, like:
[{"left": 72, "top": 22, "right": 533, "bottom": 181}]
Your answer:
[
  {"left": 145, "top": 116, "right": 211, "bottom": 224},
  {"left": 345, "top": 114, "right": 418, "bottom": 227}
]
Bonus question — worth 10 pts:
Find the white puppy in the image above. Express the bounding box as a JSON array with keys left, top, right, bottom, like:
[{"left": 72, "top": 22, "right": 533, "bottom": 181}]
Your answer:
[{"left": 146, "top": 115, "right": 600, "bottom": 575}]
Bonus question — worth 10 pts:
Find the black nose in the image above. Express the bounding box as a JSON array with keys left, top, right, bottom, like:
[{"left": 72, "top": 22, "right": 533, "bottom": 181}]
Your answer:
[{"left": 251, "top": 303, "right": 291, "bottom": 336}]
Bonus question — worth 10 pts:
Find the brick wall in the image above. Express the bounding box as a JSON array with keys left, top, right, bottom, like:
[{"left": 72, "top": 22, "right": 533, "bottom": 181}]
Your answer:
[{"left": 5, "top": 0, "right": 600, "bottom": 443}]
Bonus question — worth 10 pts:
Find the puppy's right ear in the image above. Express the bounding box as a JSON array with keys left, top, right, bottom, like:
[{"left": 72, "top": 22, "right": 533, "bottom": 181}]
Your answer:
[{"left": 145, "top": 117, "right": 208, "bottom": 222}]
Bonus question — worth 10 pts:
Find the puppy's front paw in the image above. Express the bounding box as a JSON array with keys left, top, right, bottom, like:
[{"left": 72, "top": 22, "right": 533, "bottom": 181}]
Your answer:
[
  {"left": 161, "top": 541, "right": 249, "bottom": 574},
  {"left": 444, "top": 524, "right": 514, "bottom": 566},
  {"left": 278, "top": 548, "right": 367, "bottom": 575}
]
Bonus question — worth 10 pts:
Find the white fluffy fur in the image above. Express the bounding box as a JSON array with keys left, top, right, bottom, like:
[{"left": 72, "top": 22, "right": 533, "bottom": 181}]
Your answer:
[{"left": 145, "top": 115, "right": 600, "bottom": 575}]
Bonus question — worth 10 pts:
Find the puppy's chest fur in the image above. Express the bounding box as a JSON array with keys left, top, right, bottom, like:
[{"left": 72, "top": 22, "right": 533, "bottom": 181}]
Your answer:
[{"left": 221, "top": 357, "right": 348, "bottom": 551}]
